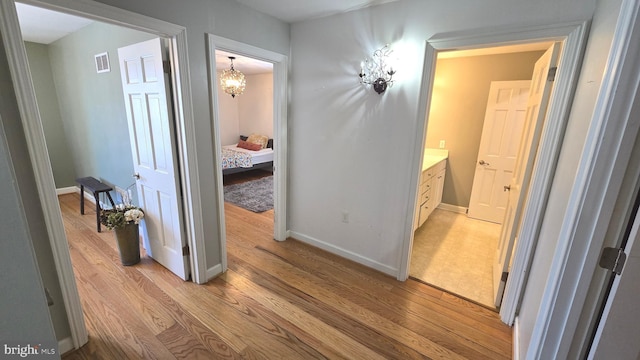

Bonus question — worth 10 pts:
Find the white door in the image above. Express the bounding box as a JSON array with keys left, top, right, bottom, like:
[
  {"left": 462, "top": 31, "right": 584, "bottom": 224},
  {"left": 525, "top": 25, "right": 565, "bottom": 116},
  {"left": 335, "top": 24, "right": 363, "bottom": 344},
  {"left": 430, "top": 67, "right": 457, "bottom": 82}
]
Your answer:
[
  {"left": 118, "top": 38, "right": 189, "bottom": 280},
  {"left": 468, "top": 81, "right": 531, "bottom": 223},
  {"left": 493, "top": 43, "right": 560, "bottom": 307},
  {"left": 588, "top": 206, "right": 640, "bottom": 359}
]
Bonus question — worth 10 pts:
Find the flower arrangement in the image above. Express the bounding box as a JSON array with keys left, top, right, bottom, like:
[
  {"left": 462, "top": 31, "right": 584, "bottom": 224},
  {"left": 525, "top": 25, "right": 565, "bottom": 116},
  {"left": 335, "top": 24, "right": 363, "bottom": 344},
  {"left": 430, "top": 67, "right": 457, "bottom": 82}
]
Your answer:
[{"left": 100, "top": 204, "right": 145, "bottom": 230}]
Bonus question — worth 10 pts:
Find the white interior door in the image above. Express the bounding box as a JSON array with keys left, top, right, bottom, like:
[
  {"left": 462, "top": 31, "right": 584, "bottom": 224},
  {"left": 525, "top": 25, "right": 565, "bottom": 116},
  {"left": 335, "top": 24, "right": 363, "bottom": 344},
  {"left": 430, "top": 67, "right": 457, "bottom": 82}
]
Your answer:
[
  {"left": 118, "top": 38, "right": 189, "bottom": 280},
  {"left": 468, "top": 80, "right": 531, "bottom": 223},
  {"left": 493, "top": 43, "right": 560, "bottom": 307}
]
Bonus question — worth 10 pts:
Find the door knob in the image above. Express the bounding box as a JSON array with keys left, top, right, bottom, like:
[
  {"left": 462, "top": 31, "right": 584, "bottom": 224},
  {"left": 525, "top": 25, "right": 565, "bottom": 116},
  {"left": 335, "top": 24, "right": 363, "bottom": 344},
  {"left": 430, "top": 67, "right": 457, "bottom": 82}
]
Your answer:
[
  {"left": 504, "top": 185, "right": 511, "bottom": 192},
  {"left": 133, "top": 173, "right": 140, "bottom": 180},
  {"left": 479, "top": 160, "right": 490, "bottom": 166}
]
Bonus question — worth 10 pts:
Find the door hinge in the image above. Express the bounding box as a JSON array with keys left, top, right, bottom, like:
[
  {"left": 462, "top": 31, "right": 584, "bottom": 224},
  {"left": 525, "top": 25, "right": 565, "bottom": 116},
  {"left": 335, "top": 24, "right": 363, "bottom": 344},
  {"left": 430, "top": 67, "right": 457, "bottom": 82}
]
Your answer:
[
  {"left": 163, "top": 60, "right": 171, "bottom": 74},
  {"left": 599, "top": 247, "right": 627, "bottom": 275},
  {"left": 547, "top": 66, "right": 558, "bottom": 82},
  {"left": 182, "top": 245, "right": 190, "bottom": 256}
]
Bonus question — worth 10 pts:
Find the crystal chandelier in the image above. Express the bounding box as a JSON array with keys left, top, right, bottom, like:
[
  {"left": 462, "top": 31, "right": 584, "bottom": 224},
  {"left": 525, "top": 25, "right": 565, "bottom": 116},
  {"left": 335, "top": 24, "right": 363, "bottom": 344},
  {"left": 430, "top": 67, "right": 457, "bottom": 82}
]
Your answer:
[
  {"left": 358, "top": 44, "right": 396, "bottom": 94},
  {"left": 220, "top": 56, "right": 246, "bottom": 98}
]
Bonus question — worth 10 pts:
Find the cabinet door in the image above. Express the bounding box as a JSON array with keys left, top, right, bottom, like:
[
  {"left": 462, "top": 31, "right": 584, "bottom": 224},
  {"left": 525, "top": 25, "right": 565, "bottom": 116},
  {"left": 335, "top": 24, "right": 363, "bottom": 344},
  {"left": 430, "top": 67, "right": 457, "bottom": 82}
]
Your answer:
[{"left": 434, "top": 168, "right": 446, "bottom": 209}]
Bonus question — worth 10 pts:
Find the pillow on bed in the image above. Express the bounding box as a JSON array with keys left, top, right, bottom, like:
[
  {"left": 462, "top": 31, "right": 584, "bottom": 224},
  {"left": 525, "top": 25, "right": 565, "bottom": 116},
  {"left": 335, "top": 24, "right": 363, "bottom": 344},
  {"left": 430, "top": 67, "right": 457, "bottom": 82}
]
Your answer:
[
  {"left": 246, "top": 134, "right": 269, "bottom": 149},
  {"left": 237, "top": 139, "right": 262, "bottom": 151}
]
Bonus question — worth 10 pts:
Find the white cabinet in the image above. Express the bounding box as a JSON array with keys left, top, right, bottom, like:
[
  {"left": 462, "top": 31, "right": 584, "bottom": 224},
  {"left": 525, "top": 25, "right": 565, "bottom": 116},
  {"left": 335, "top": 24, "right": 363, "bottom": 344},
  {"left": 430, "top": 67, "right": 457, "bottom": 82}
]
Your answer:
[{"left": 414, "top": 159, "right": 446, "bottom": 230}]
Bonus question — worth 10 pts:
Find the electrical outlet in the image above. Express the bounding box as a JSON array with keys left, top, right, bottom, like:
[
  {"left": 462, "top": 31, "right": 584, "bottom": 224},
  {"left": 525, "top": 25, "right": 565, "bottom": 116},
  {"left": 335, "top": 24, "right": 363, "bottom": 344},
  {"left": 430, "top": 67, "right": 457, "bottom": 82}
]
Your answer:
[
  {"left": 439, "top": 140, "right": 445, "bottom": 149},
  {"left": 341, "top": 210, "right": 349, "bottom": 223}
]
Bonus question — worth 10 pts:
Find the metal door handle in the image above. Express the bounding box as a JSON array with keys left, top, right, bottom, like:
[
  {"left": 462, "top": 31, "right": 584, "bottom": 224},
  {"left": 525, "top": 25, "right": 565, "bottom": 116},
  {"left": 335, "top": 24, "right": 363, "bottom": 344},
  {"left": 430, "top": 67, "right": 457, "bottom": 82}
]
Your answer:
[
  {"left": 504, "top": 185, "right": 511, "bottom": 192},
  {"left": 479, "top": 160, "right": 490, "bottom": 166},
  {"left": 133, "top": 173, "right": 140, "bottom": 180}
]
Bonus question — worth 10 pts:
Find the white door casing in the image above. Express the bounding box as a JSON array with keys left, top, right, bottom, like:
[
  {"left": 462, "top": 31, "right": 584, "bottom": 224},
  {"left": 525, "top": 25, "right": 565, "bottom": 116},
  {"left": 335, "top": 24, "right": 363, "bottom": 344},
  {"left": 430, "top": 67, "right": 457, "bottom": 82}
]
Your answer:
[
  {"left": 493, "top": 43, "right": 561, "bottom": 307},
  {"left": 118, "top": 38, "right": 189, "bottom": 280},
  {"left": 468, "top": 80, "right": 531, "bottom": 224}
]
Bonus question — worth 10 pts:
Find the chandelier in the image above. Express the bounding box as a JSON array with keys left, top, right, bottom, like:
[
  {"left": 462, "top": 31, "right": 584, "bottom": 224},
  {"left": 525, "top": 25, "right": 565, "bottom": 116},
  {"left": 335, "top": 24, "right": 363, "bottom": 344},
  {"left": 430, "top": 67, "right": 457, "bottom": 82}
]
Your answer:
[
  {"left": 358, "top": 44, "right": 396, "bottom": 94},
  {"left": 220, "top": 56, "right": 246, "bottom": 98}
]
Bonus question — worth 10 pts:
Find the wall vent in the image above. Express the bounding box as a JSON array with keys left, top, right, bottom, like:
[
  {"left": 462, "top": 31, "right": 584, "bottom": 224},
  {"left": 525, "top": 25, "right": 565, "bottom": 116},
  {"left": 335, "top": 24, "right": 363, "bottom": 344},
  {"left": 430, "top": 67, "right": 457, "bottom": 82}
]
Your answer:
[{"left": 94, "top": 52, "right": 110, "bottom": 73}]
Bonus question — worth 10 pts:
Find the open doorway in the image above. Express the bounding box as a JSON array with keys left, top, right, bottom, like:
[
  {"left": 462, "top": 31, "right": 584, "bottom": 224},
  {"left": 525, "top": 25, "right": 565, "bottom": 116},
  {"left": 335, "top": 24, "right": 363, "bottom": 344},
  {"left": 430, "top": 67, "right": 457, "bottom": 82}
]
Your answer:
[
  {"left": 207, "top": 34, "right": 289, "bottom": 276},
  {"left": 409, "top": 42, "right": 560, "bottom": 309},
  {"left": 8, "top": 0, "right": 203, "bottom": 350},
  {"left": 213, "top": 49, "right": 276, "bottom": 248}
]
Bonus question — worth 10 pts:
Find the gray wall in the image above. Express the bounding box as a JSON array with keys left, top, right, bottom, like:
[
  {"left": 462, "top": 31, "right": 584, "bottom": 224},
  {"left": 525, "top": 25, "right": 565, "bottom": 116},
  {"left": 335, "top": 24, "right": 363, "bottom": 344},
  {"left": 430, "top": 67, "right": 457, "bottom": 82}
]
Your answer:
[
  {"left": 45, "top": 21, "right": 155, "bottom": 194},
  {"left": 24, "top": 42, "right": 75, "bottom": 188},
  {"left": 0, "top": 28, "right": 61, "bottom": 350},
  {"left": 425, "top": 51, "right": 543, "bottom": 208}
]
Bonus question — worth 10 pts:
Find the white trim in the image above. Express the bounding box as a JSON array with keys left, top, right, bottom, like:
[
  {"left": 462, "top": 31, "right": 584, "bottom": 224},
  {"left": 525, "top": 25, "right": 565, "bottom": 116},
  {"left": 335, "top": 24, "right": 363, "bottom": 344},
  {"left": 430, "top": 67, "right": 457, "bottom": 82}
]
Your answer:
[
  {"left": 206, "top": 34, "right": 289, "bottom": 278},
  {"left": 206, "top": 264, "right": 223, "bottom": 280},
  {"left": 56, "top": 186, "right": 77, "bottom": 195},
  {"left": 0, "top": 0, "right": 87, "bottom": 349},
  {"left": 527, "top": 0, "right": 640, "bottom": 357},
  {"left": 58, "top": 337, "right": 74, "bottom": 356},
  {"left": 397, "top": 21, "right": 590, "bottom": 329},
  {"left": 437, "top": 203, "right": 467, "bottom": 214},
  {"left": 2, "top": 0, "right": 205, "bottom": 348},
  {"left": 291, "top": 231, "right": 398, "bottom": 277}
]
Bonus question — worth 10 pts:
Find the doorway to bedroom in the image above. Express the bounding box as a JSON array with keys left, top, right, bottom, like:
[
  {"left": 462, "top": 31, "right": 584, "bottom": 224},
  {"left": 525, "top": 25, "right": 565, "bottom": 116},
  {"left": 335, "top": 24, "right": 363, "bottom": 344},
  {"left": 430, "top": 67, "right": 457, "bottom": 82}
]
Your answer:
[{"left": 213, "top": 48, "right": 276, "bottom": 248}]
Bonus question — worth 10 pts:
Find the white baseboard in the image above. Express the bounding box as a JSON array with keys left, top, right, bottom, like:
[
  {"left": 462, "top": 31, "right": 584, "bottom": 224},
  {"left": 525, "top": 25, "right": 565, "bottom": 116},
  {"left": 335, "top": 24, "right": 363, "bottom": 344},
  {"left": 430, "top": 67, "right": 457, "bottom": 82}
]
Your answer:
[
  {"left": 206, "top": 264, "right": 223, "bottom": 281},
  {"left": 58, "top": 336, "right": 74, "bottom": 356},
  {"left": 513, "top": 316, "right": 520, "bottom": 360},
  {"left": 437, "top": 203, "right": 468, "bottom": 214},
  {"left": 289, "top": 231, "right": 398, "bottom": 277},
  {"left": 56, "top": 186, "right": 78, "bottom": 195}
]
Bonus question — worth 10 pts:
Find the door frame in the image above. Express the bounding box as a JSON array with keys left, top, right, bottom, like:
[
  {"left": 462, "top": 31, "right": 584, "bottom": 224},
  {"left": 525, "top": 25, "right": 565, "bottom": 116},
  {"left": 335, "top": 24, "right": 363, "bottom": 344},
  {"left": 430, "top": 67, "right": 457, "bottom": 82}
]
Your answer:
[
  {"left": 0, "top": 0, "right": 206, "bottom": 350},
  {"left": 527, "top": 0, "right": 640, "bottom": 357},
  {"left": 206, "top": 34, "right": 289, "bottom": 276},
  {"left": 398, "top": 21, "right": 589, "bottom": 323}
]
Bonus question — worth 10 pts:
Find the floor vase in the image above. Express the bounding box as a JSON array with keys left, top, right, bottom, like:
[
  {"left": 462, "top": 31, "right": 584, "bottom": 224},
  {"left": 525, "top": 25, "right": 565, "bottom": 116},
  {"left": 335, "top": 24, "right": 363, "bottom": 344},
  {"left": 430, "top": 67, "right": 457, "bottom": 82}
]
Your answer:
[{"left": 114, "top": 223, "right": 140, "bottom": 265}]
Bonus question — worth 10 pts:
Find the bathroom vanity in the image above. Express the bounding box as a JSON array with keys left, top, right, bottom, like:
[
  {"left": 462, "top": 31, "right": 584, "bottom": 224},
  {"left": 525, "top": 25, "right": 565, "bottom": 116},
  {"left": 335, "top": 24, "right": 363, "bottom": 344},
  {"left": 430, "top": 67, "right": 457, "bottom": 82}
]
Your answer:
[{"left": 414, "top": 149, "right": 448, "bottom": 230}]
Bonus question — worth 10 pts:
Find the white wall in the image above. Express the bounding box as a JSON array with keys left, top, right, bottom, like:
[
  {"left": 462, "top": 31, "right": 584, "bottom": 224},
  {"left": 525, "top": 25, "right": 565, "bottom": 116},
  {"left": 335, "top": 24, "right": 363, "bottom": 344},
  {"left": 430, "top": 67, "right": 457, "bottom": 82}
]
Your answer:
[
  {"left": 289, "top": 0, "right": 596, "bottom": 275},
  {"left": 516, "top": 0, "right": 624, "bottom": 357},
  {"left": 216, "top": 70, "right": 240, "bottom": 146},
  {"left": 239, "top": 73, "right": 273, "bottom": 139},
  {"left": 217, "top": 71, "right": 273, "bottom": 146}
]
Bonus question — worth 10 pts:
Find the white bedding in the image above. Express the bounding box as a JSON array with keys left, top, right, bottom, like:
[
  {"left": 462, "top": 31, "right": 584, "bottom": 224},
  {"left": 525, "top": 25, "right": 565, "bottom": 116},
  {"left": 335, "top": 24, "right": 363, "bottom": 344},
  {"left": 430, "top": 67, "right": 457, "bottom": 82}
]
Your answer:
[{"left": 222, "top": 144, "right": 274, "bottom": 165}]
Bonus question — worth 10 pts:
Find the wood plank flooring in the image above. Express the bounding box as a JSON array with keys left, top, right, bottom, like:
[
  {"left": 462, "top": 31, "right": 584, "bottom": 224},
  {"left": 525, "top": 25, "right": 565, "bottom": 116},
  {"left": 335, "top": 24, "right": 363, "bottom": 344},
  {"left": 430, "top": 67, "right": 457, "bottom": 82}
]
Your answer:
[{"left": 59, "top": 192, "right": 512, "bottom": 359}]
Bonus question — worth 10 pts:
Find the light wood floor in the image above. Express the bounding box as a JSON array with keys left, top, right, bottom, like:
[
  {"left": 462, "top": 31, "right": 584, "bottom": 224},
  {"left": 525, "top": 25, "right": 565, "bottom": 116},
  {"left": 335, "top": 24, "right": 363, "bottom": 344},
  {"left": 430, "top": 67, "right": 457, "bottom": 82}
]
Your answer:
[{"left": 59, "top": 192, "right": 512, "bottom": 359}]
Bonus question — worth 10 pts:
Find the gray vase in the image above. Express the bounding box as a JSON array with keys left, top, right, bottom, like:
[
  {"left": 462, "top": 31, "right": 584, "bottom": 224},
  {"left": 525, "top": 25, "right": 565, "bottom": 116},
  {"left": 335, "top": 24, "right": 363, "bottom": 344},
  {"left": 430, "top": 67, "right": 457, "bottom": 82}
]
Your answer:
[{"left": 114, "top": 223, "right": 140, "bottom": 265}]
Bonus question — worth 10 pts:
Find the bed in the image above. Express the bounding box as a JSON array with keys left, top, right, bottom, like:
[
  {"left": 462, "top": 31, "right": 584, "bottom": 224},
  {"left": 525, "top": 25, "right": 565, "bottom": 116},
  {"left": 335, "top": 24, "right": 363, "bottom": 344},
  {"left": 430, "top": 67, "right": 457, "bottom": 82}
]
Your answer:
[{"left": 221, "top": 136, "right": 274, "bottom": 175}]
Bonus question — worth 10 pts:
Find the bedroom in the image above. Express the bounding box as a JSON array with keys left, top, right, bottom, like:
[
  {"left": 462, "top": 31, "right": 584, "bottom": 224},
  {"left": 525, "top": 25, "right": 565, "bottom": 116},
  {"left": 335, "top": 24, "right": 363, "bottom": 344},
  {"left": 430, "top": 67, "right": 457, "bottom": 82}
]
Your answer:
[{"left": 214, "top": 49, "right": 276, "bottom": 215}]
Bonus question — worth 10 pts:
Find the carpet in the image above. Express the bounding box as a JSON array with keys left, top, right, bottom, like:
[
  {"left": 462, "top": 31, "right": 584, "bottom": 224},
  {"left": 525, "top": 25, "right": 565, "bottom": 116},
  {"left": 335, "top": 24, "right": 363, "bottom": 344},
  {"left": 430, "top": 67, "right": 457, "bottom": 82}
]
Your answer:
[{"left": 223, "top": 176, "right": 273, "bottom": 213}]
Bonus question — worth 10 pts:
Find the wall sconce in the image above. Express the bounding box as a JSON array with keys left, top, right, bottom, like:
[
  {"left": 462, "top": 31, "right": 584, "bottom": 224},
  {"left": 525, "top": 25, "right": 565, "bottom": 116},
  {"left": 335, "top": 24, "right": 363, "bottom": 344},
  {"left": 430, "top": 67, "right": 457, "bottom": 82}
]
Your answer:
[
  {"left": 359, "top": 44, "right": 396, "bottom": 94},
  {"left": 220, "top": 56, "right": 246, "bottom": 98}
]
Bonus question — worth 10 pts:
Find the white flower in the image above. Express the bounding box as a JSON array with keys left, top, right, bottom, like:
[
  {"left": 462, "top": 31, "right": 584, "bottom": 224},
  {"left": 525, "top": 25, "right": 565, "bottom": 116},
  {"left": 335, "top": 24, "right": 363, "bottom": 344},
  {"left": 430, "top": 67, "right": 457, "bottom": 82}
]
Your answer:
[{"left": 124, "top": 209, "right": 145, "bottom": 224}]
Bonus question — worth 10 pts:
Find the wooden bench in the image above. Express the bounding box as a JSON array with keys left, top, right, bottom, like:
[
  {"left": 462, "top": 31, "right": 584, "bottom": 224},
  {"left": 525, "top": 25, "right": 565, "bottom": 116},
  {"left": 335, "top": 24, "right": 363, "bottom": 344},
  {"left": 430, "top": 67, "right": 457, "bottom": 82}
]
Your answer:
[{"left": 76, "top": 176, "right": 116, "bottom": 232}]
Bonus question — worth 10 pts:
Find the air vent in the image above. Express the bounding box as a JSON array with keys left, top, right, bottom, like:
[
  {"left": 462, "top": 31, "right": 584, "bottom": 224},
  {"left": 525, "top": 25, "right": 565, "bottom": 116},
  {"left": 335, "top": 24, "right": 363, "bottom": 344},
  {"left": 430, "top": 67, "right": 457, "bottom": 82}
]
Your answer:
[{"left": 94, "top": 52, "right": 110, "bottom": 73}]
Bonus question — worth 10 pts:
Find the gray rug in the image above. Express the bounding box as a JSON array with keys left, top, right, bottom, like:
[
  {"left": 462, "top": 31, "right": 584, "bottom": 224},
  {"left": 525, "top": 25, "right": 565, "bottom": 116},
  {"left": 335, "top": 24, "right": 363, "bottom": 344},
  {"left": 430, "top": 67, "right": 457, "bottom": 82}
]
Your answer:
[{"left": 223, "top": 176, "right": 273, "bottom": 213}]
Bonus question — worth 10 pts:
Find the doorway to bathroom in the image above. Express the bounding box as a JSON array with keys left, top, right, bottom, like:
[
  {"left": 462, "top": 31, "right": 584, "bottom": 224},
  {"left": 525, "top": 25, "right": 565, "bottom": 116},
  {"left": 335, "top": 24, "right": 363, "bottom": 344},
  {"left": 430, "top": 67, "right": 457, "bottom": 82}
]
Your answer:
[{"left": 409, "top": 41, "right": 558, "bottom": 309}]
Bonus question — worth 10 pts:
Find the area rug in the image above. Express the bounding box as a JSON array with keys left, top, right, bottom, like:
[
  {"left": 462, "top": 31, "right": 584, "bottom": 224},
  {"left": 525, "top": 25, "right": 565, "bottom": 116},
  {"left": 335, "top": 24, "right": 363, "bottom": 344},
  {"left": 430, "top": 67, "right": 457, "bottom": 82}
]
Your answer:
[{"left": 223, "top": 176, "right": 273, "bottom": 213}]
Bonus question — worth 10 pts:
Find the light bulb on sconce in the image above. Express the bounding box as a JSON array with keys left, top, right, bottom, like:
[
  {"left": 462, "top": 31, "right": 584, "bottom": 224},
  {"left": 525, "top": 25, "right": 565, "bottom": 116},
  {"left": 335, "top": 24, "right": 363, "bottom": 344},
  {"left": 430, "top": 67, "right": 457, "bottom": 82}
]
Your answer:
[{"left": 358, "top": 44, "right": 396, "bottom": 94}]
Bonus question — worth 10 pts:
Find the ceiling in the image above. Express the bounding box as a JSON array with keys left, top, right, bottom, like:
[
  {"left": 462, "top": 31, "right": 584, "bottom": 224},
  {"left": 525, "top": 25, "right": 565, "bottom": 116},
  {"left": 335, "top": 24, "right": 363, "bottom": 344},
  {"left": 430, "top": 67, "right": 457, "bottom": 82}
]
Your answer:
[
  {"left": 15, "top": 3, "right": 92, "bottom": 44},
  {"left": 15, "top": 1, "right": 551, "bottom": 71},
  {"left": 234, "top": 0, "right": 400, "bottom": 23}
]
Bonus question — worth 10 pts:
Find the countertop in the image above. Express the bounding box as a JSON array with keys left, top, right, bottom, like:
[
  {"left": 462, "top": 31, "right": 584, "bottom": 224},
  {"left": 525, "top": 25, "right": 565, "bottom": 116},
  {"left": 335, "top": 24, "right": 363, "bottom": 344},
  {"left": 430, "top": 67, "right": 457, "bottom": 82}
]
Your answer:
[{"left": 422, "top": 148, "right": 449, "bottom": 171}]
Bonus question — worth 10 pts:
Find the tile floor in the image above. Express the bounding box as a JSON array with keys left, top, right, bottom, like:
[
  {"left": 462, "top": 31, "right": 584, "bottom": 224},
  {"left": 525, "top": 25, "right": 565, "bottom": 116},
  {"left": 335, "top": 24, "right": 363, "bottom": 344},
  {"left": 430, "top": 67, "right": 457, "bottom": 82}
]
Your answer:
[{"left": 409, "top": 209, "right": 502, "bottom": 308}]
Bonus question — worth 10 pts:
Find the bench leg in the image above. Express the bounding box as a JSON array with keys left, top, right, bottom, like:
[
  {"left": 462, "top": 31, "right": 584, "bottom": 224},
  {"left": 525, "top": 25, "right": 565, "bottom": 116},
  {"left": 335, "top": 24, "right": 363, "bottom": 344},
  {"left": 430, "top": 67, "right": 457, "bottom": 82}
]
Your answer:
[
  {"left": 79, "top": 185, "right": 85, "bottom": 214},
  {"left": 93, "top": 192, "right": 101, "bottom": 232}
]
